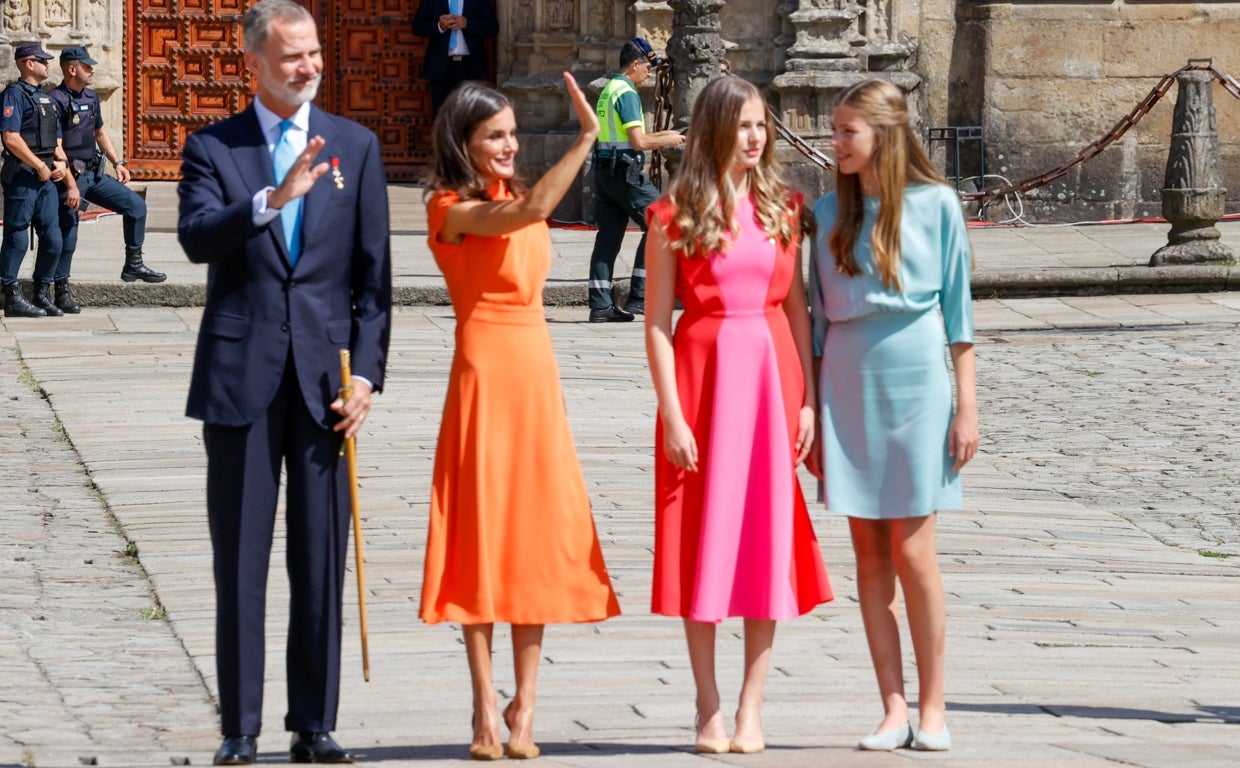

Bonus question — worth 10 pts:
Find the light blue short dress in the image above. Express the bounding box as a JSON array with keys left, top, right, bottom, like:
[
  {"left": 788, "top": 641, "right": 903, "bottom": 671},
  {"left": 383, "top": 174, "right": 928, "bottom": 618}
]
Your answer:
[{"left": 809, "top": 183, "right": 974, "bottom": 520}]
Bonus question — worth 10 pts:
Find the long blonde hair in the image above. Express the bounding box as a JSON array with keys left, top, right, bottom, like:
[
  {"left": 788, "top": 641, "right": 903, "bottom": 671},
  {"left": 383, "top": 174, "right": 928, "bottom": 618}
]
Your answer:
[
  {"left": 829, "top": 79, "right": 945, "bottom": 289},
  {"left": 667, "top": 76, "right": 796, "bottom": 258}
]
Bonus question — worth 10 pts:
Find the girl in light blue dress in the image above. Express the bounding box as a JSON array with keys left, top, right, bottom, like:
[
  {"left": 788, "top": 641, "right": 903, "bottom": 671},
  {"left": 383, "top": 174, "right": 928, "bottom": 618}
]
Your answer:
[{"left": 809, "top": 78, "right": 979, "bottom": 753}]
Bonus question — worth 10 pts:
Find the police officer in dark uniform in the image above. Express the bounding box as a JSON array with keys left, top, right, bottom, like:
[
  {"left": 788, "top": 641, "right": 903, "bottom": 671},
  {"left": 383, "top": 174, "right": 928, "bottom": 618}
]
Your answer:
[
  {"left": 1, "top": 41, "right": 78, "bottom": 317},
  {"left": 50, "top": 44, "right": 164, "bottom": 312},
  {"left": 587, "top": 37, "right": 684, "bottom": 323}
]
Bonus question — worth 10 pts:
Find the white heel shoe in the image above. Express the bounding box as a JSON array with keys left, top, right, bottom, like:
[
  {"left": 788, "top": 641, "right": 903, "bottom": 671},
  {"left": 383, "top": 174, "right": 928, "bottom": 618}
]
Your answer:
[
  {"left": 857, "top": 722, "right": 913, "bottom": 751},
  {"left": 911, "top": 724, "right": 951, "bottom": 751}
]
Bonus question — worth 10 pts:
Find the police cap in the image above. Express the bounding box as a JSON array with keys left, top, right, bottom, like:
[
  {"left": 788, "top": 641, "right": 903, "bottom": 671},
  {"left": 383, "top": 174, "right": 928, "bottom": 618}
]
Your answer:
[
  {"left": 60, "top": 45, "right": 98, "bottom": 66},
  {"left": 13, "top": 42, "right": 53, "bottom": 62}
]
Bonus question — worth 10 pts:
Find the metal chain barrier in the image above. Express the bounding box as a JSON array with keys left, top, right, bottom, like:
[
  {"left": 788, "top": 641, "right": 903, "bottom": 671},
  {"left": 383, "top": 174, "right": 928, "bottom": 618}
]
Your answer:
[
  {"left": 771, "top": 112, "right": 836, "bottom": 172},
  {"left": 647, "top": 58, "right": 1240, "bottom": 201},
  {"left": 962, "top": 58, "right": 1240, "bottom": 202},
  {"left": 650, "top": 61, "right": 676, "bottom": 189}
]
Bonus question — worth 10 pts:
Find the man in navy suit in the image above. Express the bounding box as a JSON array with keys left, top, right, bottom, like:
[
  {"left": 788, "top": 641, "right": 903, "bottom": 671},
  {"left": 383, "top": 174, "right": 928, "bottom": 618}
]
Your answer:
[
  {"left": 177, "top": 1, "right": 391, "bottom": 764},
  {"left": 412, "top": 0, "right": 498, "bottom": 116}
]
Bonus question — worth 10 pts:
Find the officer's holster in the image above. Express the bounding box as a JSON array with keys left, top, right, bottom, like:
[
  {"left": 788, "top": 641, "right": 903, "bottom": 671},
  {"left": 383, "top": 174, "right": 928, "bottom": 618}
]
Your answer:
[
  {"left": 617, "top": 154, "right": 642, "bottom": 185},
  {"left": 0, "top": 154, "right": 18, "bottom": 186}
]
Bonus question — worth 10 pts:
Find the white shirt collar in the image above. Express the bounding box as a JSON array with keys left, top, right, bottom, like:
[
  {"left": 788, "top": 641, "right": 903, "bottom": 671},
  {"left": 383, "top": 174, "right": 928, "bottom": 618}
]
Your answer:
[{"left": 253, "top": 96, "right": 311, "bottom": 141}]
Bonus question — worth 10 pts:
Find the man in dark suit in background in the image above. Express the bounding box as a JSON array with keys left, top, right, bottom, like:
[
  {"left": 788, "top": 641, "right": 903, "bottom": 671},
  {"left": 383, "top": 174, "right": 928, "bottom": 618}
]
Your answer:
[
  {"left": 412, "top": 0, "right": 499, "bottom": 116},
  {"left": 177, "top": 0, "right": 391, "bottom": 764}
]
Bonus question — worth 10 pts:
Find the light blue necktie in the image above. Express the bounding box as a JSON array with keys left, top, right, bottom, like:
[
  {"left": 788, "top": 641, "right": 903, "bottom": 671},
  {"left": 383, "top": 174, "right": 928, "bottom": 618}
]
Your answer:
[
  {"left": 273, "top": 119, "right": 302, "bottom": 264},
  {"left": 448, "top": 0, "right": 463, "bottom": 54}
]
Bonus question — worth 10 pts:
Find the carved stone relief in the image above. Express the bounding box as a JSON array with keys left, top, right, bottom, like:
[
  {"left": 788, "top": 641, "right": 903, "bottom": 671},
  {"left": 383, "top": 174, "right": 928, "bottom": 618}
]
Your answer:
[
  {"left": 585, "top": 0, "right": 609, "bottom": 36},
  {"left": 545, "top": 0, "right": 572, "bottom": 30},
  {"left": 512, "top": 0, "right": 535, "bottom": 40},
  {"left": 83, "top": 0, "right": 106, "bottom": 36},
  {"left": 44, "top": 0, "right": 71, "bottom": 26},
  {"left": 771, "top": 0, "right": 917, "bottom": 139},
  {"left": 5, "top": 0, "right": 33, "bottom": 32}
]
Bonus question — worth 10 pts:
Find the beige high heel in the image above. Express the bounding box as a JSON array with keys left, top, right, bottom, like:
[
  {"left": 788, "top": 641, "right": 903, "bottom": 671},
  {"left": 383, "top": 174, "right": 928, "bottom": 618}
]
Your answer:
[
  {"left": 693, "top": 712, "right": 730, "bottom": 754},
  {"left": 504, "top": 742, "right": 541, "bottom": 759},
  {"left": 730, "top": 710, "right": 765, "bottom": 753},
  {"left": 503, "top": 701, "right": 540, "bottom": 759},
  {"left": 469, "top": 711, "right": 503, "bottom": 760},
  {"left": 468, "top": 744, "right": 503, "bottom": 761},
  {"left": 694, "top": 738, "right": 730, "bottom": 754}
]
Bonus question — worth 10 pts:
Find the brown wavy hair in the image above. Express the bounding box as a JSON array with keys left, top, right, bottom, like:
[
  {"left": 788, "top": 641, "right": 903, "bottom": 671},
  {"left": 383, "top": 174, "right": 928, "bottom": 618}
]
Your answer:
[
  {"left": 423, "top": 81, "right": 526, "bottom": 201},
  {"left": 829, "top": 79, "right": 945, "bottom": 290},
  {"left": 666, "top": 76, "right": 797, "bottom": 258}
]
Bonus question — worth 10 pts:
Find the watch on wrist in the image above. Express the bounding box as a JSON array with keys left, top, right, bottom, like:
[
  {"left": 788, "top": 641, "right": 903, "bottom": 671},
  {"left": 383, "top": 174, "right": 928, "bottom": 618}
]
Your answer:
[{"left": 114, "top": 158, "right": 126, "bottom": 166}]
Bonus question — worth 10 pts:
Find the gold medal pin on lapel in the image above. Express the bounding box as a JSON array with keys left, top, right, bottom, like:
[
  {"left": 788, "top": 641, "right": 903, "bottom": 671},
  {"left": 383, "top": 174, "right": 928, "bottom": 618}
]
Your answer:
[{"left": 331, "top": 157, "right": 344, "bottom": 189}]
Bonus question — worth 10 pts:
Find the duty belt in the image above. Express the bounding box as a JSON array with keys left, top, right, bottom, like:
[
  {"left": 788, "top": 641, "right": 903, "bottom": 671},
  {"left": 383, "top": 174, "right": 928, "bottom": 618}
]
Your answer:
[{"left": 69, "top": 152, "right": 103, "bottom": 179}]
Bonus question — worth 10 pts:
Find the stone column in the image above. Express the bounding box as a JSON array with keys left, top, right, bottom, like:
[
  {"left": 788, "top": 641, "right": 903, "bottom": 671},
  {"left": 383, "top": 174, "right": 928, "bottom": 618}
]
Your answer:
[
  {"left": 666, "top": 0, "right": 727, "bottom": 134},
  {"left": 769, "top": 1, "right": 918, "bottom": 198},
  {"left": 771, "top": 1, "right": 919, "bottom": 138},
  {"left": 1150, "top": 70, "right": 1234, "bottom": 266}
]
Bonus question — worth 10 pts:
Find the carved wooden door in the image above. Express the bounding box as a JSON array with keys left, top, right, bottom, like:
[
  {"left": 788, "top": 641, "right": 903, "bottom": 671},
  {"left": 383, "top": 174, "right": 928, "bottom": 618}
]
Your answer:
[
  {"left": 318, "top": 1, "right": 430, "bottom": 180},
  {"left": 124, "top": 0, "right": 253, "bottom": 180},
  {"left": 124, "top": 0, "right": 434, "bottom": 181}
]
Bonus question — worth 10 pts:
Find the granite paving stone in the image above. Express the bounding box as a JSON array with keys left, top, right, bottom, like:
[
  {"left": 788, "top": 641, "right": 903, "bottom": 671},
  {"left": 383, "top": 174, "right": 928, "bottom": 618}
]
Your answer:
[{"left": 4, "top": 202, "right": 1240, "bottom": 765}]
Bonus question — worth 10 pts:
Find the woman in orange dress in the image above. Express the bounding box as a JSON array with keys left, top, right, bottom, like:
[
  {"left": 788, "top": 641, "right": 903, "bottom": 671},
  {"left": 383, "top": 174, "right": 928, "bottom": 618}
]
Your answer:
[{"left": 419, "top": 75, "right": 620, "bottom": 760}]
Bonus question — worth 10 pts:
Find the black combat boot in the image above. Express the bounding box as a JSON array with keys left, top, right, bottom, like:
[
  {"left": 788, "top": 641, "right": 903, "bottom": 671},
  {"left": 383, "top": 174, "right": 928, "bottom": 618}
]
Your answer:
[
  {"left": 54, "top": 279, "right": 81, "bottom": 314},
  {"left": 121, "top": 248, "right": 167, "bottom": 283},
  {"left": 4, "top": 282, "right": 47, "bottom": 317},
  {"left": 33, "top": 282, "right": 64, "bottom": 317}
]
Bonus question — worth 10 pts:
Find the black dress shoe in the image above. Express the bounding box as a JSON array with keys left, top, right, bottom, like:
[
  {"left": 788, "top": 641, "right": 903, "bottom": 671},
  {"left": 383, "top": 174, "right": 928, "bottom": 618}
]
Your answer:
[
  {"left": 589, "top": 305, "right": 635, "bottom": 323},
  {"left": 623, "top": 296, "right": 645, "bottom": 315},
  {"left": 290, "top": 732, "right": 354, "bottom": 764},
  {"left": 213, "top": 735, "right": 257, "bottom": 766}
]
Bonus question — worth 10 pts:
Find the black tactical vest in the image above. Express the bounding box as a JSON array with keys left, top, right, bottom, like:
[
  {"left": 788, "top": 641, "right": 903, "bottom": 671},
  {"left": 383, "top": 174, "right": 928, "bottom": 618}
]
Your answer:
[
  {"left": 5, "top": 82, "right": 58, "bottom": 158},
  {"left": 50, "top": 85, "right": 98, "bottom": 161}
]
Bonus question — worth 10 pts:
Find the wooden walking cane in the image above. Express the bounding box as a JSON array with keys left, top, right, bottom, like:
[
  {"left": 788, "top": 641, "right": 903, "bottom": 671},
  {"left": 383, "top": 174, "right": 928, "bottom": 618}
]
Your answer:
[{"left": 338, "top": 350, "right": 371, "bottom": 682}]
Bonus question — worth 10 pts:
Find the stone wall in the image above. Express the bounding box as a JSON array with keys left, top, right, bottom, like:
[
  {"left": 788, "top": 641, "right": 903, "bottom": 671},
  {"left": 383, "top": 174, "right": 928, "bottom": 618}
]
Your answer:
[
  {"left": 50, "top": 0, "right": 1238, "bottom": 225},
  {"left": 505, "top": 0, "right": 1240, "bottom": 224},
  {"left": 1, "top": 1, "right": 124, "bottom": 158},
  {"left": 498, "top": 1, "right": 929, "bottom": 221},
  {"left": 941, "top": 1, "right": 1240, "bottom": 222}
]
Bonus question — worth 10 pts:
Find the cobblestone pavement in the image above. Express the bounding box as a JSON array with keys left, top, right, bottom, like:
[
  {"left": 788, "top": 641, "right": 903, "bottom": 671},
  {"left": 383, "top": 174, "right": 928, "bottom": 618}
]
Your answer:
[
  {"left": 1, "top": 297, "right": 1239, "bottom": 767},
  {"left": 977, "top": 298, "right": 1240, "bottom": 554},
  {"left": 0, "top": 340, "right": 221, "bottom": 768}
]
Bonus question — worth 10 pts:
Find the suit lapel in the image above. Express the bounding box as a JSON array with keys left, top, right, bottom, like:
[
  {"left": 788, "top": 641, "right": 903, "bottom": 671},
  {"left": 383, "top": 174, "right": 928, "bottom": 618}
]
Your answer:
[
  {"left": 226, "top": 107, "right": 293, "bottom": 267},
  {"left": 298, "top": 106, "right": 342, "bottom": 268},
  {"left": 229, "top": 106, "right": 278, "bottom": 198}
]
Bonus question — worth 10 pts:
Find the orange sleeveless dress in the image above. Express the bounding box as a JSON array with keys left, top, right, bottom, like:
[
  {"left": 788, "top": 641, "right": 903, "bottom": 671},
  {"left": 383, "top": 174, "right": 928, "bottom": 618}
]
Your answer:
[{"left": 419, "top": 183, "right": 621, "bottom": 625}]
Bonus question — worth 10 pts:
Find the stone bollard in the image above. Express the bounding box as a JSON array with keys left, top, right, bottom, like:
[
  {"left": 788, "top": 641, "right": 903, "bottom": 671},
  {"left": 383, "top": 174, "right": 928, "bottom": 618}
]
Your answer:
[{"left": 1150, "top": 70, "right": 1234, "bottom": 266}]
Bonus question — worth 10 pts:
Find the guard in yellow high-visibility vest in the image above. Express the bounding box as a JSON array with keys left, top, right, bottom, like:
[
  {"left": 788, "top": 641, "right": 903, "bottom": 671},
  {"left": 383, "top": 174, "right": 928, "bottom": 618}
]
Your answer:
[{"left": 588, "top": 37, "right": 685, "bottom": 322}]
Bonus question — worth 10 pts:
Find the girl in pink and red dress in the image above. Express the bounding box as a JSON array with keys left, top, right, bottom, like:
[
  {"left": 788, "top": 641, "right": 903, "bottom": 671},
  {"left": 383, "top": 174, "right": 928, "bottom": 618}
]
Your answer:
[{"left": 644, "top": 75, "right": 834, "bottom": 755}]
